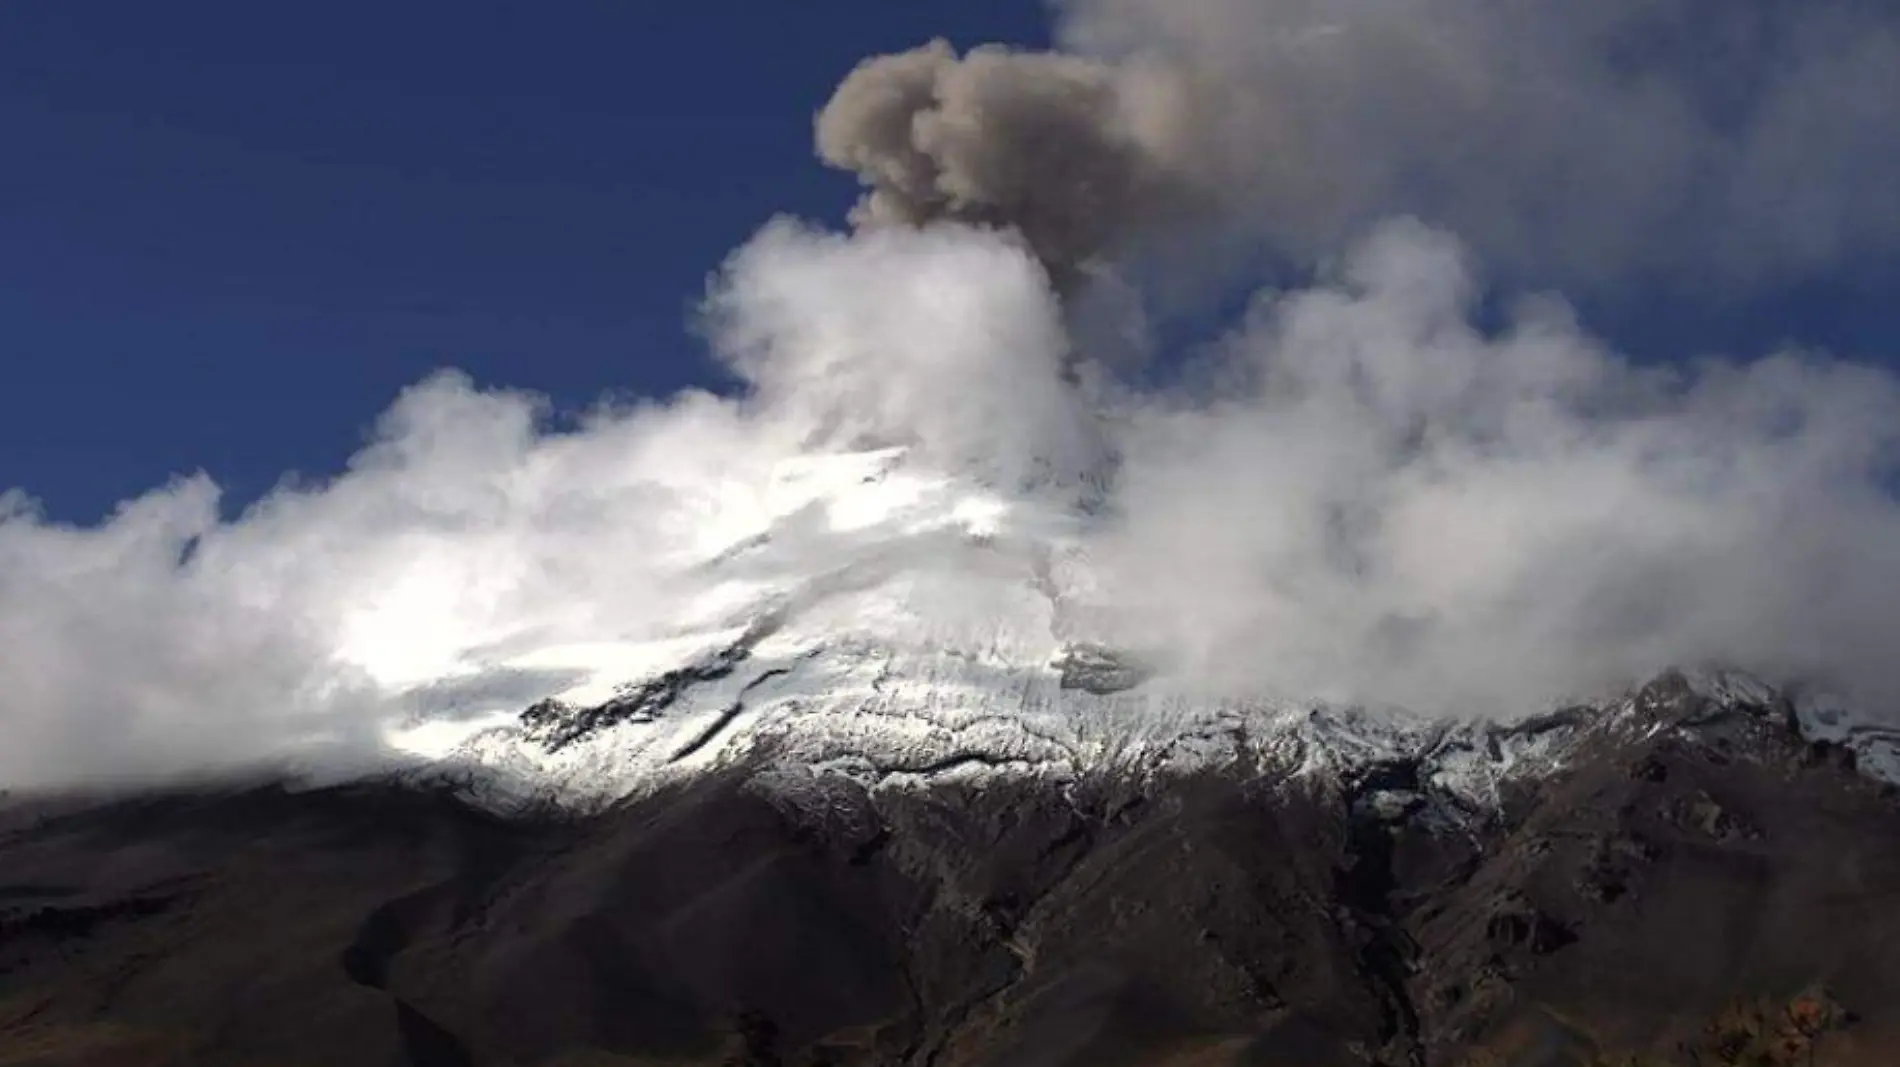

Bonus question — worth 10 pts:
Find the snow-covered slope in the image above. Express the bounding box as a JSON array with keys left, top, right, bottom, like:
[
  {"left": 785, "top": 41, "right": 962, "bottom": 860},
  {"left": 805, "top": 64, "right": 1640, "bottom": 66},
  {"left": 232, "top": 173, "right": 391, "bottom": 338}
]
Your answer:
[{"left": 418, "top": 449, "right": 1899, "bottom": 810}]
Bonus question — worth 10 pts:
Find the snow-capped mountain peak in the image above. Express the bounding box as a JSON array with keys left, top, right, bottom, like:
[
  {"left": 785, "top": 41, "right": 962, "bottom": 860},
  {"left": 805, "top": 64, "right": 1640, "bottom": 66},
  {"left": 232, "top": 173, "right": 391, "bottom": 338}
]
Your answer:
[{"left": 378, "top": 447, "right": 1900, "bottom": 812}]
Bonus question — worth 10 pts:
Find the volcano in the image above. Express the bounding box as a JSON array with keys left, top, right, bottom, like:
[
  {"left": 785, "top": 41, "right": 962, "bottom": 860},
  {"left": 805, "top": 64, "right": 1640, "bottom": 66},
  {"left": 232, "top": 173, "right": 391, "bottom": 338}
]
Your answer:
[{"left": 3, "top": 452, "right": 1899, "bottom": 1067}]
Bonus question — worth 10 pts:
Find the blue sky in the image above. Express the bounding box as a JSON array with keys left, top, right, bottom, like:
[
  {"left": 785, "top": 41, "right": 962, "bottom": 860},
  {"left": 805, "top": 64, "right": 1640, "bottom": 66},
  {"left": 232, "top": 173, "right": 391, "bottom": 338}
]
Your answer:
[
  {"left": 0, "top": 1, "right": 1051, "bottom": 521},
  {"left": 3, "top": 0, "right": 1896, "bottom": 522}
]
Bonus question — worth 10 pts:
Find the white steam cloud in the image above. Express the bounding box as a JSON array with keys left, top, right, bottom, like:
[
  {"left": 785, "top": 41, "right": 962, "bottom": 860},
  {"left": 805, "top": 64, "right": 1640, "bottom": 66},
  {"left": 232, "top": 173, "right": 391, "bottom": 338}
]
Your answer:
[
  {"left": 4, "top": 0, "right": 1900, "bottom": 789},
  {"left": 1089, "top": 220, "right": 1900, "bottom": 712}
]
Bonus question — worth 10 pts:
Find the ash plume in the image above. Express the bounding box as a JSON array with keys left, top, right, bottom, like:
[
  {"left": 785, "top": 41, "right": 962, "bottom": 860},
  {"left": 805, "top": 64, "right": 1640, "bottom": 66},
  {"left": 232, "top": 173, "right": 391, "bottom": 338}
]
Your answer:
[
  {"left": 815, "top": 39, "right": 1205, "bottom": 288},
  {"left": 821, "top": 0, "right": 1900, "bottom": 292}
]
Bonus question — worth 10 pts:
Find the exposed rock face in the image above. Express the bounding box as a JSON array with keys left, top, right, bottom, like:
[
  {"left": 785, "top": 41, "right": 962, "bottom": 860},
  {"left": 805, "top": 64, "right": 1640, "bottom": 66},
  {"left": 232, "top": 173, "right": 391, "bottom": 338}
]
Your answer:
[
  {"left": 2, "top": 673, "right": 1898, "bottom": 1066},
  {"left": 1051, "top": 643, "right": 1153, "bottom": 696}
]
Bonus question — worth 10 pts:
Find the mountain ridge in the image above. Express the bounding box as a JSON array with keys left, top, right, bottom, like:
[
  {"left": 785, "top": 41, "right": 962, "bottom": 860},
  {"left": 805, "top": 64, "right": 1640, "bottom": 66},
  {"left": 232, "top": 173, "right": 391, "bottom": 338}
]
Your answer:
[
  {"left": 437, "top": 644, "right": 1900, "bottom": 819},
  {"left": 348, "top": 446, "right": 1900, "bottom": 815},
  {"left": 3, "top": 662, "right": 1896, "bottom": 1066}
]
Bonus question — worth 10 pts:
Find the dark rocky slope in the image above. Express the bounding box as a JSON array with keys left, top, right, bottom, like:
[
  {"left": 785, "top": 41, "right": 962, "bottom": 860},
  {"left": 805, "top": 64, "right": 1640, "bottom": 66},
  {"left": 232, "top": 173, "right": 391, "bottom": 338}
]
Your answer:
[{"left": 1, "top": 675, "right": 1897, "bottom": 1067}]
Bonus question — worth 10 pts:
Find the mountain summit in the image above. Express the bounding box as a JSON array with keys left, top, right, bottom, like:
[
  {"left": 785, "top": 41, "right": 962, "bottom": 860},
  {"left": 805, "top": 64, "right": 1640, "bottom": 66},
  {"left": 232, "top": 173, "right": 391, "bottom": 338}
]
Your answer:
[{"left": 409, "top": 448, "right": 1900, "bottom": 813}]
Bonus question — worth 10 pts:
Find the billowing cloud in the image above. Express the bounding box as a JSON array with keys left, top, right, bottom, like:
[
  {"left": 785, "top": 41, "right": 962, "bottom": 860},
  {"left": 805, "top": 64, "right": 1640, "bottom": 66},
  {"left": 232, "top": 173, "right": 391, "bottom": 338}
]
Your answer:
[
  {"left": 0, "top": 224, "right": 1086, "bottom": 790},
  {"left": 1085, "top": 219, "right": 1900, "bottom": 713}
]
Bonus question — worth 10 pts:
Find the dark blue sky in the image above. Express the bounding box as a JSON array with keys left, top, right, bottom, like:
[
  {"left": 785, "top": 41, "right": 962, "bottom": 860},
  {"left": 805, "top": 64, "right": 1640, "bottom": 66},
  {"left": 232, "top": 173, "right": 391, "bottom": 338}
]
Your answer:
[
  {"left": 0, "top": 1, "right": 1050, "bottom": 521},
  {"left": 2, "top": 2, "right": 1894, "bottom": 522}
]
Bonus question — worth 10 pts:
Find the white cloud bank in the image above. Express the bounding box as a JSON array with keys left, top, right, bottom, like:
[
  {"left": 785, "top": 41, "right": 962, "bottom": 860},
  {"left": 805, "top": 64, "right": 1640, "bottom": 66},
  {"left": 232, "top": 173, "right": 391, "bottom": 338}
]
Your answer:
[{"left": 5, "top": 219, "right": 1899, "bottom": 788}]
